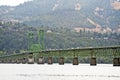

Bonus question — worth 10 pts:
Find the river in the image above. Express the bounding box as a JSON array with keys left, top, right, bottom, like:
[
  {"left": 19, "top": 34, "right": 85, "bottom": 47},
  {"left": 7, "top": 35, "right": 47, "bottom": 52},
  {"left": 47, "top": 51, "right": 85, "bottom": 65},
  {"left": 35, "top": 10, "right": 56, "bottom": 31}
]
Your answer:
[{"left": 0, "top": 64, "right": 120, "bottom": 80}]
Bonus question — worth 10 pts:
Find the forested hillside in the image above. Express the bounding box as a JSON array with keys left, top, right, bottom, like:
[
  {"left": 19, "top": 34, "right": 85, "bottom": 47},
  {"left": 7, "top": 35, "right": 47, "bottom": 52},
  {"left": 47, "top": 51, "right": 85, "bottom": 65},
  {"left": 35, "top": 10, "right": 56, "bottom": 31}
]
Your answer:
[
  {"left": 0, "top": 22, "right": 120, "bottom": 55},
  {"left": 0, "top": 0, "right": 120, "bottom": 55}
]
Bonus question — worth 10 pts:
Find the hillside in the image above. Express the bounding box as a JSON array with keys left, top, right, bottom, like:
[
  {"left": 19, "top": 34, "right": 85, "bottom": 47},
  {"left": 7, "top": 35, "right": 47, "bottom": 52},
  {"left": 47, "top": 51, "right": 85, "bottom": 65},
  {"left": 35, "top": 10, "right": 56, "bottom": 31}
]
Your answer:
[
  {"left": 0, "top": 0, "right": 120, "bottom": 29},
  {"left": 0, "top": 22, "right": 120, "bottom": 54}
]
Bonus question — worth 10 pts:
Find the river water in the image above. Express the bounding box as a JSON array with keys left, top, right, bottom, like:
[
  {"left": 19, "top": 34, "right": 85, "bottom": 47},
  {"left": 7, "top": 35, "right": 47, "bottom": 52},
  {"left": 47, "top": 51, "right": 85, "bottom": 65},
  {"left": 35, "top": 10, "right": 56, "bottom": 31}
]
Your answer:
[{"left": 0, "top": 64, "right": 120, "bottom": 80}]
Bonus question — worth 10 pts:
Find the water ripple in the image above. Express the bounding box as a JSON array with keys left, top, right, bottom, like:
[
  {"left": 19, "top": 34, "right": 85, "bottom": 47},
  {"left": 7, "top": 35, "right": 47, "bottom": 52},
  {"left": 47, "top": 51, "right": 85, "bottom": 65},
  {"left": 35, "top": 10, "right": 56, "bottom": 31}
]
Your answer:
[{"left": 16, "top": 74, "right": 120, "bottom": 78}]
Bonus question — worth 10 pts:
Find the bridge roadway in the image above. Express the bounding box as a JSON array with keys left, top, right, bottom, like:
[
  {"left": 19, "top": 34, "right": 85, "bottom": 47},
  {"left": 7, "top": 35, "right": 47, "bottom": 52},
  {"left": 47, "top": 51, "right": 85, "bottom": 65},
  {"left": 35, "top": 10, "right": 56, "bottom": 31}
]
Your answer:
[{"left": 0, "top": 46, "right": 120, "bottom": 66}]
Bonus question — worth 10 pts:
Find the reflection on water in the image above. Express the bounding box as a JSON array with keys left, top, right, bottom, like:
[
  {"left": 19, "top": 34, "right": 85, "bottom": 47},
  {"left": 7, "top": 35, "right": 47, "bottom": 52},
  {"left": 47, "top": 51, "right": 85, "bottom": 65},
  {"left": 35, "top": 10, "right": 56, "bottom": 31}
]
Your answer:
[
  {"left": 0, "top": 64, "right": 120, "bottom": 80},
  {"left": 17, "top": 74, "right": 120, "bottom": 78}
]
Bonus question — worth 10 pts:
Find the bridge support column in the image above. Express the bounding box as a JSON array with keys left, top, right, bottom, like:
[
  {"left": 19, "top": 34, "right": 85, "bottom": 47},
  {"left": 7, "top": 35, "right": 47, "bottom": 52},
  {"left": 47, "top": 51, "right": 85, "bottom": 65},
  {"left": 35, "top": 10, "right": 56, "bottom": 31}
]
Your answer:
[
  {"left": 6, "top": 60, "right": 9, "bottom": 63},
  {"left": 28, "top": 56, "right": 34, "bottom": 64},
  {"left": 0, "top": 60, "right": 2, "bottom": 63},
  {"left": 3, "top": 60, "right": 7, "bottom": 63},
  {"left": 4, "top": 60, "right": 7, "bottom": 63},
  {"left": 22, "top": 58, "right": 27, "bottom": 64},
  {"left": 113, "top": 58, "right": 120, "bottom": 66},
  {"left": 7, "top": 60, "right": 10, "bottom": 63},
  {"left": 73, "top": 57, "right": 78, "bottom": 65},
  {"left": 48, "top": 57, "right": 52, "bottom": 64},
  {"left": 11, "top": 59, "right": 17, "bottom": 63},
  {"left": 1, "top": 60, "right": 4, "bottom": 63},
  {"left": 90, "top": 58, "right": 96, "bottom": 66},
  {"left": 119, "top": 58, "right": 120, "bottom": 65},
  {"left": 37, "top": 57, "right": 44, "bottom": 64},
  {"left": 8, "top": 60, "right": 12, "bottom": 63},
  {"left": 16, "top": 59, "right": 21, "bottom": 64},
  {"left": 59, "top": 57, "right": 64, "bottom": 65},
  {"left": 7, "top": 60, "right": 11, "bottom": 63},
  {"left": 0, "top": 59, "right": 3, "bottom": 63}
]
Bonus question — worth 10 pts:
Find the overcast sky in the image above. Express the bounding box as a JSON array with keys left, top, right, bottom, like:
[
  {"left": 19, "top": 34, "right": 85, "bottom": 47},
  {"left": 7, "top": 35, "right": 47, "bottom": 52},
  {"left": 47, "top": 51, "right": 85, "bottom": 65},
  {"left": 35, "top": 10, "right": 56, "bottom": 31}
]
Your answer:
[{"left": 0, "top": 0, "right": 32, "bottom": 6}]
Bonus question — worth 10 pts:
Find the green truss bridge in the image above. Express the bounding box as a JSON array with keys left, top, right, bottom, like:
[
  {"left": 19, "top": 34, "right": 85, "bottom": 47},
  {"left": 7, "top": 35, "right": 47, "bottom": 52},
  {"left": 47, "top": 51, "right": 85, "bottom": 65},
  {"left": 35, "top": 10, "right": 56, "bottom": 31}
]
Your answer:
[
  {"left": 0, "top": 46, "right": 120, "bottom": 66},
  {"left": 0, "top": 30, "right": 120, "bottom": 66}
]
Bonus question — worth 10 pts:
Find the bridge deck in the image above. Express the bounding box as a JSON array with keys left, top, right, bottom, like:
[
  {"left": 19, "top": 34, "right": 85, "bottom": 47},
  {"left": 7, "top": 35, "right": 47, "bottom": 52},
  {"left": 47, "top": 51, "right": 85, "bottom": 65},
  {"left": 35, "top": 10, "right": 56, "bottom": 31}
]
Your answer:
[{"left": 0, "top": 46, "right": 120, "bottom": 66}]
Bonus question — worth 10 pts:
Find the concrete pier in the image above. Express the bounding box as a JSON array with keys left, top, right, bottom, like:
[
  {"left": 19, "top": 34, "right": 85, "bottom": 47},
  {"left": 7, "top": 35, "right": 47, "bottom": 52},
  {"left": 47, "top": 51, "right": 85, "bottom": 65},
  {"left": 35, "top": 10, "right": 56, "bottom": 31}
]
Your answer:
[
  {"left": 48, "top": 57, "right": 52, "bottom": 64},
  {"left": 28, "top": 56, "right": 34, "bottom": 64},
  {"left": 7, "top": 60, "right": 11, "bottom": 63},
  {"left": 113, "top": 58, "right": 120, "bottom": 66},
  {"left": 119, "top": 58, "right": 120, "bottom": 65},
  {"left": 37, "top": 57, "right": 44, "bottom": 64},
  {"left": 59, "top": 57, "right": 64, "bottom": 65},
  {"left": 16, "top": 59, "right": 21, "bottom": 64},
  {"left": 3, "top": 60, "right": 7, "bottom": 63},
  {"left": 90, "top": 58, "right": 96, "bottom": 66},
  {"left": 11, "top": 59, "right": 17, "bottom": 63},
  {"left": 0, "top": 60, "right": 2, "bottom": 63},
  {"left": 22, "top": 58, "right": 27, "bottom": 64},
  {"left": 1, "top": 60, "right": 4, "bottom": 63},
  {"left": 73, "top": 57, "right": 78, "bottom": 65},
  {"left": 7, "top": 60, "right": 10, "bottom": 63}
]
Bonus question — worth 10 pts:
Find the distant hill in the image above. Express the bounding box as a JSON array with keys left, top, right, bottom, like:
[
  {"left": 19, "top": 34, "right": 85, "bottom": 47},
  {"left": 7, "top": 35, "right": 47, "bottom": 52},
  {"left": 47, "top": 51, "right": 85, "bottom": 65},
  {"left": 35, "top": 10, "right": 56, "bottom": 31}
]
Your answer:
[{"left": 0, "top": 0, "right": 120, "bottom": 29}]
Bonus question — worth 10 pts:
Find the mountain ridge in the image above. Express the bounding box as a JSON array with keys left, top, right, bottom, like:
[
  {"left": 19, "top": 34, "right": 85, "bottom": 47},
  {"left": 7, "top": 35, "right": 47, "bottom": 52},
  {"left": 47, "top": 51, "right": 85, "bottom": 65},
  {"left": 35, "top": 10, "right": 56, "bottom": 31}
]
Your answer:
[{"left": 0, "top": 0, "right": 120, "bottom": 29}]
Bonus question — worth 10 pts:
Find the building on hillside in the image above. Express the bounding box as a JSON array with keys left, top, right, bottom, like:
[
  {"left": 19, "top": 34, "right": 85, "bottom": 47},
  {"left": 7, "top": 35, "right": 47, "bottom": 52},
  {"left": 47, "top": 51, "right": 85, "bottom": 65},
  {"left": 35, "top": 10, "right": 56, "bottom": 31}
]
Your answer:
[
  {"left": 47, "top": 30, "right": 52, "bottom": 33},
  {"left": 74, "top": 26, "right": 113, "bottom": 33}
]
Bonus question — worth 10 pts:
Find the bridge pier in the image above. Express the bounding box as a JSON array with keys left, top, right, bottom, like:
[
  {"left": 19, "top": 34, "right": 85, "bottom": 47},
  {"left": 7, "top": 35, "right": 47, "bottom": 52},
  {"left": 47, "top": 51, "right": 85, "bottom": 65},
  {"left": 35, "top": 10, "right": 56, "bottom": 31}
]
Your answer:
[
  {"left": 0, "top": 60, "right": 2, "bottom": 63},
  {"left": 59, "top": 57, "right": 64, "bottom": 65},
  {"left": 73, "top": 57, "right": 78, "bottom": 65},
  {"left": 28, "top": 56, "right": 34, "bottom": 64},
  {"left": 6, "top": 60, "right": 10, "bottom": 63},
  {"left": 11, "top": 59, "right": 17, "bottom": 63},
  {"left": 48, "top": 57, "right": 52, "bottom": 64},
  {"left": 22, "top": 58, "right": 27, "bottom": 64},
  {"left": 1, "top": 60, "right": 4, "bottom": 63},
  {"left": 7, "top": 60, "right": 11, "bottom": 63},
  {"left": 113, "top": 58, "right": 120, "bottom": 66},
  {"left": 37, "top": 57, "right": 44, "bottom": 64},
  {"left": 3, "top": 60, "right": 6, "bottom": 63},
  {"left": 7, "top": 60, "right": 10, "bottom": 63},
  {"left": 119, "top": 58, "right": 120, "bottom": 65},
  {"left": 90, "top": 49, "right": 96, "bottom": 66},
  {"left": 0, "top": 61, "right": 3, "bottom": 63},
  {"left": 90, "top": 58, "right": 96, "bottom": 66},
  {"left": 16, "top": 59, "right": 21, "bottom": 64}
]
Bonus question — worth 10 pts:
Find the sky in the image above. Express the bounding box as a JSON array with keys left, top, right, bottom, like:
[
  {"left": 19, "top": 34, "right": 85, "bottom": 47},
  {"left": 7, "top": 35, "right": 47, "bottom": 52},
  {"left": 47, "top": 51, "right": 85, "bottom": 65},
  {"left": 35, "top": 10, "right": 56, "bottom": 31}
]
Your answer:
[{"left": 0, "top": 0, "right": 32, "bottom": 6}]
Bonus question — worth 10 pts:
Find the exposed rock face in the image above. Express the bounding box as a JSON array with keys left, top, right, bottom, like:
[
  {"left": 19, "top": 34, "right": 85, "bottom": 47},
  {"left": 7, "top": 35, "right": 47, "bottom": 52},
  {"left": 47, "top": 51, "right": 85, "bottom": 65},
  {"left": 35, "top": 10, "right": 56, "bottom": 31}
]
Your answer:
[{"left": 111, "top": 1, "right": 120, "bottom": 10}]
